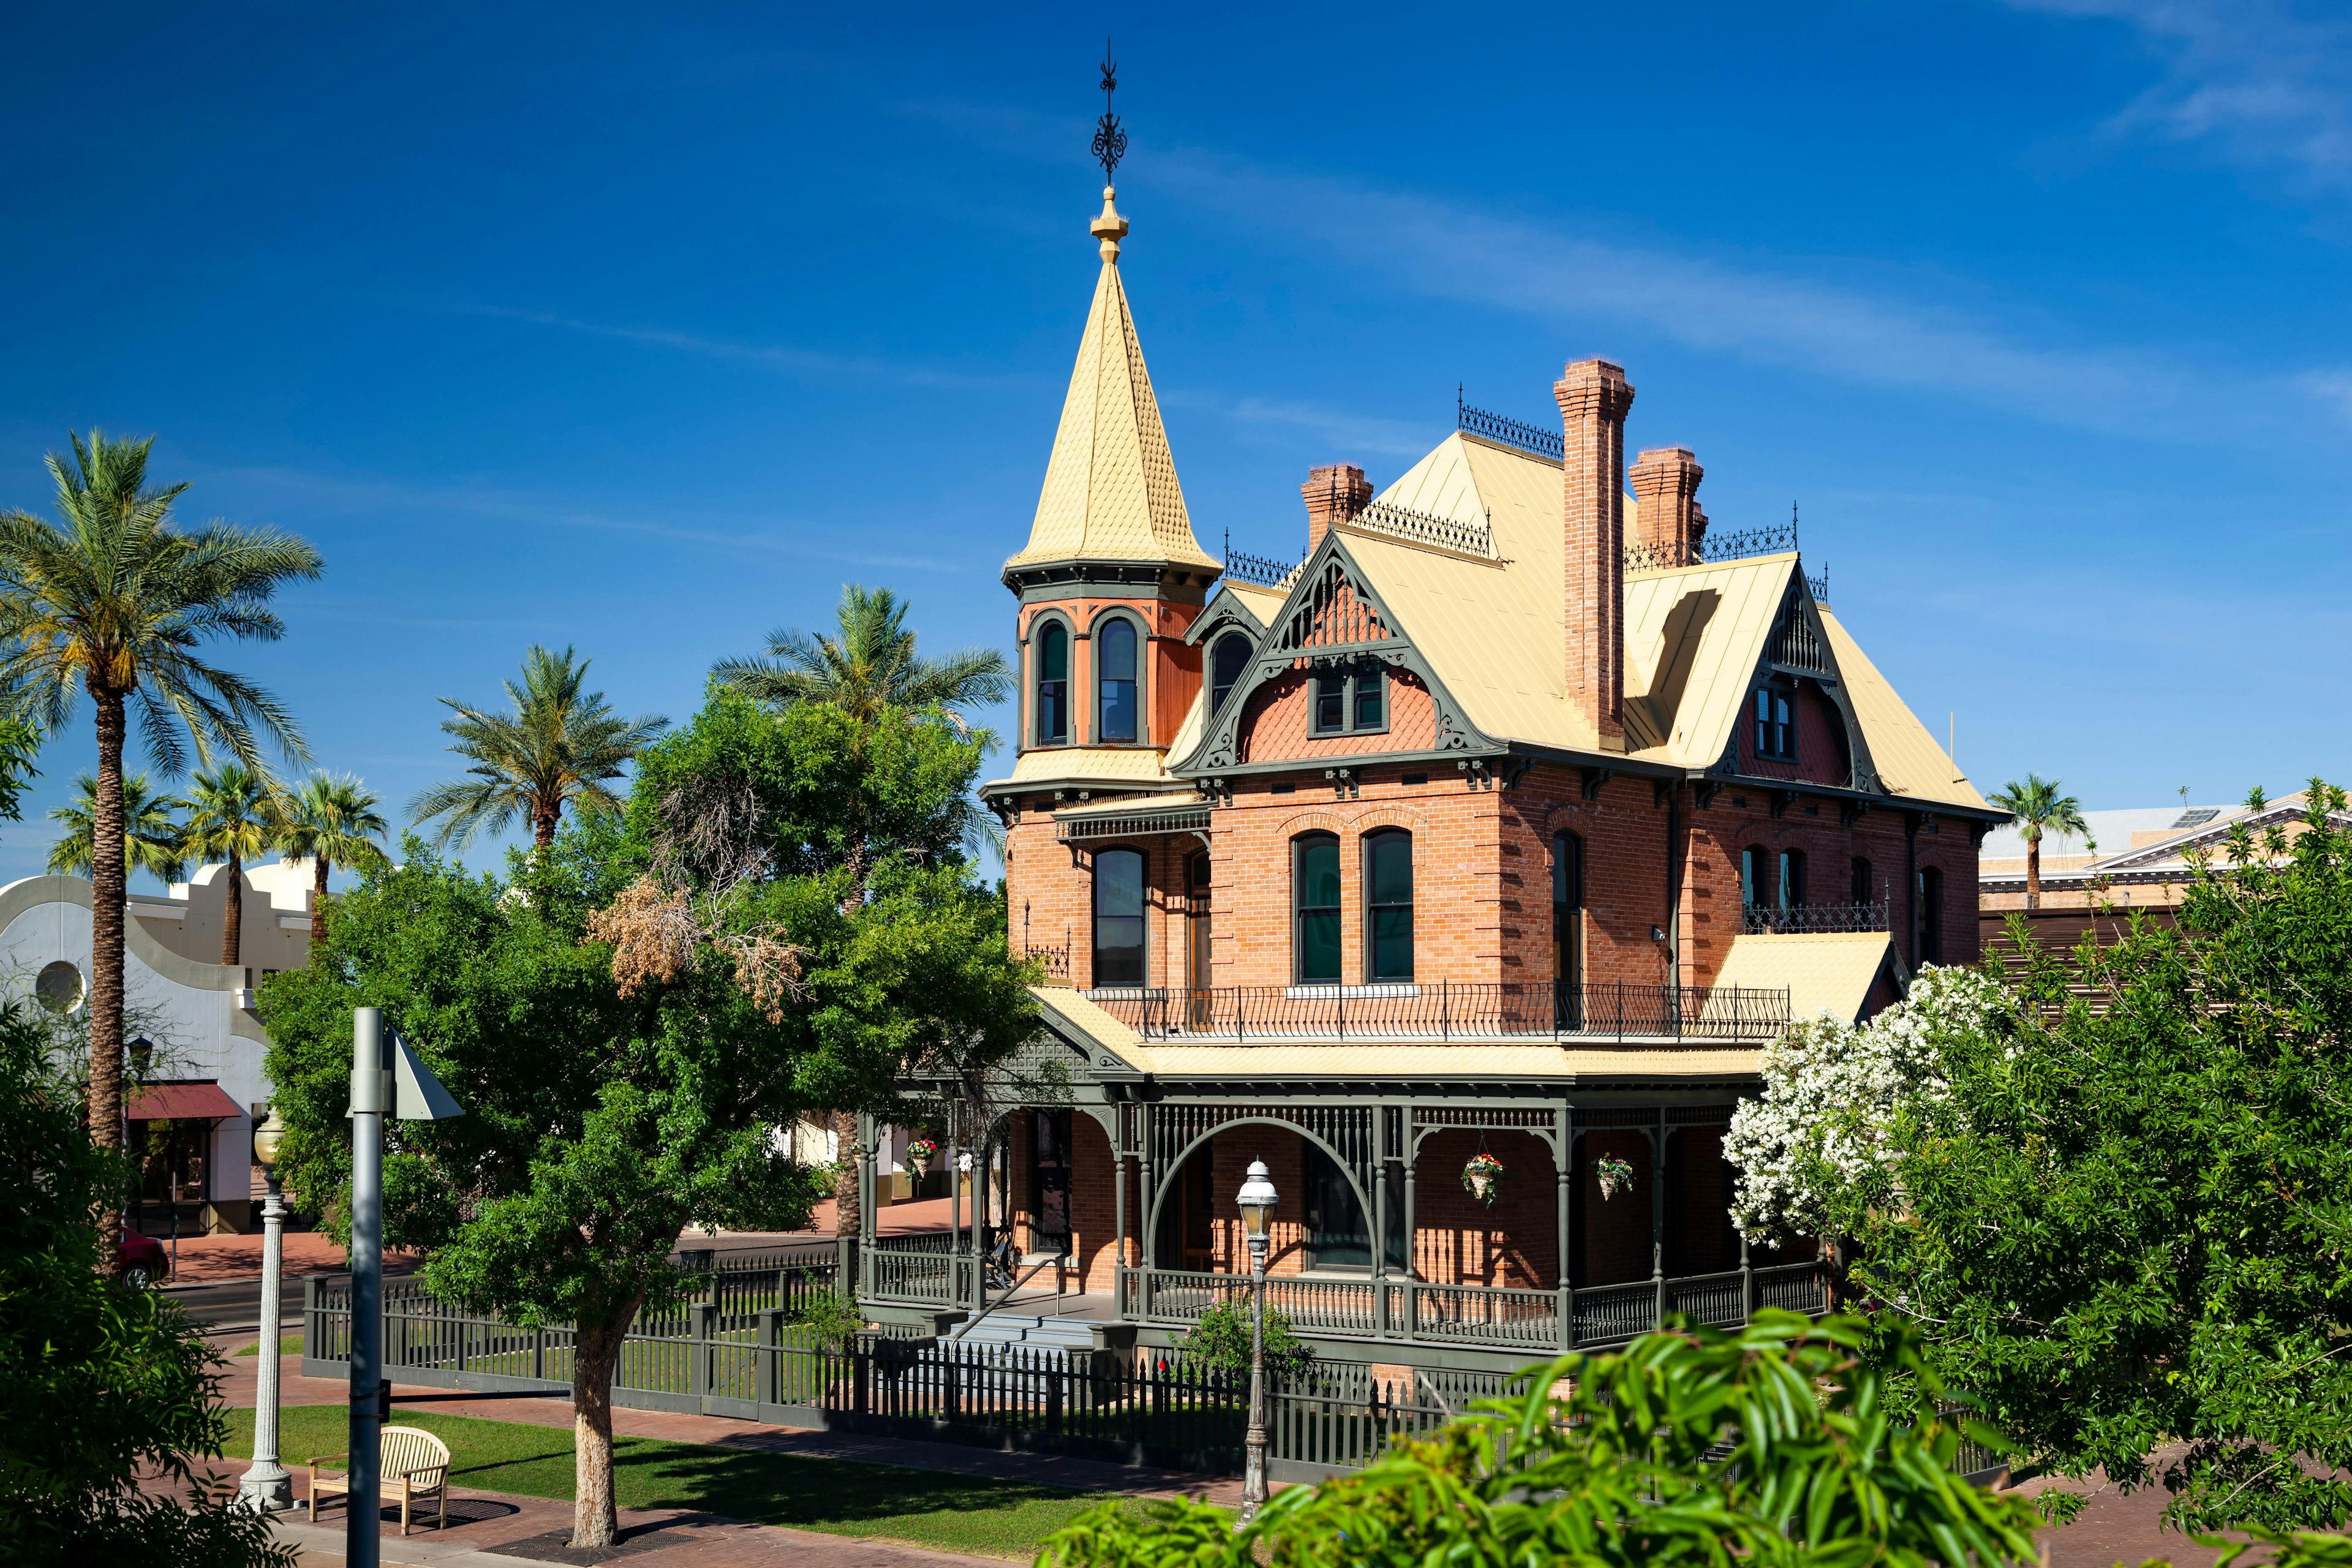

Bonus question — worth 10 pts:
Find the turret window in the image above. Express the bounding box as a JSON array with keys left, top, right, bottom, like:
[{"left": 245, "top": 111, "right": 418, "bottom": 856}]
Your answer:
[
  {"left": 1097, "top": 618, "right": 1138, "bottom": 743},
  {"left": 1035, "top": 622, "right": 1069, "bottom": 746}
]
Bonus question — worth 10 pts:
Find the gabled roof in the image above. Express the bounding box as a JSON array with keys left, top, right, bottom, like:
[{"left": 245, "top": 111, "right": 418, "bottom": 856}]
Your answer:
[
  {"left": 1815, "top": 609, "right": 1986, "bottom": 810},
  {"left": 1623, "top": 552, "right": 1803, "bottom": 764},
  {"left": 1003, "top": 194, "right": 1219, "bottom": 576},
  {"left": 1706, "top": 932, "right": 1905, "bottom": 1025}
]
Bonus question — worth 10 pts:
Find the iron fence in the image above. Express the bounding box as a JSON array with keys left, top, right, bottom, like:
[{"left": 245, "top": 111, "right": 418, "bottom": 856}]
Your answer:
[
  {"left": 1078, "top": 979, "right": 1789, "bottom": 1042},
  {"left": 1741, "top": 900, "right": 1890, "bottom": 936}
]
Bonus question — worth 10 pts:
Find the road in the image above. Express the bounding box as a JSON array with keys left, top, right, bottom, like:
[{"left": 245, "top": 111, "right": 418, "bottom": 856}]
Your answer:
[{"left": 164, "top": 1265, "right": 417, "bottom": 1337}]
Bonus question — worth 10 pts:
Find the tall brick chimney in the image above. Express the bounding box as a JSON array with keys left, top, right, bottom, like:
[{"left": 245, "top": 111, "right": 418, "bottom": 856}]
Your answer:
[
  {"left": 1629, "top": 446, "right": 1705, "bottom": 563},
  {"left": 1303, "top": 464, "right": 1374, "bottom": 552},
  {"left": 1555, "top": 359, "right": 1635, "bottom": 745}
]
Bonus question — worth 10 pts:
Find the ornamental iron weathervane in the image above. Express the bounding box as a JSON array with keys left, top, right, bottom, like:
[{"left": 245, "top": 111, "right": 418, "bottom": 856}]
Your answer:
[{"left": 1091, "top": 40, "right": 1126, "bottom": 182}]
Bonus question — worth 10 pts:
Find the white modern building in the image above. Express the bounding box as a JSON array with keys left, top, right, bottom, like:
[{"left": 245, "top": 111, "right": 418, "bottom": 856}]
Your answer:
[{"left": 0, "top": 861, "right": 315, "bottom": 1233}]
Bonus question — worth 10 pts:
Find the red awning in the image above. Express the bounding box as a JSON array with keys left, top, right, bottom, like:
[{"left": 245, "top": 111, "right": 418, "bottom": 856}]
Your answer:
[{"left": 126, "top": 1081, "right": 244, "bottom": 1123}]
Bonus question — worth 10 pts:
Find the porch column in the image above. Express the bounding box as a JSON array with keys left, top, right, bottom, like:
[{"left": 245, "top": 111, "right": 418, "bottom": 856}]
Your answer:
[
  {"left": 1372, "top": 1102, "right": 1392, "bottom": 1339},
  {"left": 858, "top": 1112, "right": 878, "bottom": 1247},
  {"left": 1650, "top": 1109, "right": 1667, "bottom": 1330},
  {"left": 1138, "top": 1103, "right": 1156, "bottom": 1271},
  {"left": 1114, "top": 1106, "right": 1128, "bottom": 1273},
  {"left": 1555, "top": 1106, "right": 1573, "bottom": 1351}
]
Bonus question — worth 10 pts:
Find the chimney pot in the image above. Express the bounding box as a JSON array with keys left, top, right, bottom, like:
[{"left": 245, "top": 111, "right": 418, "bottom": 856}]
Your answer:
[{"left": 1302, "top": 464, "right": 1374, "bottom": 552}]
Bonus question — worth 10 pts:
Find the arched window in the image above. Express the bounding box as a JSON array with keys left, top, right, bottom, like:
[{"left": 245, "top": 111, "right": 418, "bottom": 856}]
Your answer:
[
  {"left": 1293, "top": 833, "right": 1341, "bottom": 984},
  {"left": 1093, "top": 847, "right": 1146, "bottom": 987},
  {"left": 1097, "top": 618, "right": 1138, "bottom": 742},
  {"left": 1210, "top": 634, "right": 1250, "bottom": 714},
  {"left": 1363, "top": 829, "right": 1414, "bottom": 982},
  {"left": 1917, "top": 865, "right": 1944, "bottom": 965},
  {"left": 1778, "top": 848, "right": 1806, "bottom": 908},
  {"left": 1035, "top": 622, "right": 1069, "bottom": 746}
]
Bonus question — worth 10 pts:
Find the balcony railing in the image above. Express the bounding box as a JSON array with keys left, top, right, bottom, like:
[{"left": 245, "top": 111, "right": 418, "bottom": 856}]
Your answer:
[
  {"left": 1114, "top": 1261, "right": 1831, "bottom": 1351},
  {"left": 1741, "top": 900, "right": 1889, "bottom": 936},
  {"left": 1076, "top": 980, "right": 1789, "bottom": 1042},
  {"left": 1020, "top": 937, "right": 1072, "bottom": 982}
]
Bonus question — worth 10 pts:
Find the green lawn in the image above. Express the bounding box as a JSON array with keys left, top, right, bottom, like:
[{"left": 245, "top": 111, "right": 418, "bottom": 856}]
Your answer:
[
  {"left": 219, "top": 1406, "right": 1170, "bottom": 1558},
  {"left": 236, "top": 1334, "right": 303, "bottom": 1357}
]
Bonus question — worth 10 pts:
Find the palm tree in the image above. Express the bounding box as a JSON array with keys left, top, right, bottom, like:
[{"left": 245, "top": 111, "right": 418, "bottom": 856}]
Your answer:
[
  {"left": 712, "top": 583, "right": 1010, "bottom": 733},
  {"left": 275, "top": 771, "right": 391, "bottom": 943},
  {"left": 183, "top": 764, "right": 285, "bottom": 969},
  {"left": 410, "top": 645, "right": 666, "bottom": 853},
  {"left": 0, "top": 429, "right": 318, "bottom": 1255},
  {"left": 715, "top": 586, "right": 1009, "bottom": 1243},
  {"left": 1988, "top": 773, "right": 2088, "bottom": 911},
  {"left": 48, "top": 772, "right": 189, "bottom": 884}
]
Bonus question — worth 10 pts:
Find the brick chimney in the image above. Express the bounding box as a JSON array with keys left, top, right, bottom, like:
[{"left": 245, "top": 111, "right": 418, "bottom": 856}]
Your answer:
[
  {"left": 1555, "top": 359, "right": 1635, "bottom": 745},
  {"left": 1629, "top": 446, "right": 1705, "bottom": 563},
  {"left": 1302, "top": 464, "right": 1373, "bottom": 552}
]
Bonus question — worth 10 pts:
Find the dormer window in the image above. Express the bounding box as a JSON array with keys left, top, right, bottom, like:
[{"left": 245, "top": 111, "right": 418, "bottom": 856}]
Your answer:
[
  {"left": 1754, "top": 687, "right": 1794, "bottom": 761},
  {"left": 1035, "top": 622, "right": 1068, "bottom": 746},
  {"left": 1211, "top": 633, "right": 1250, "bottom": 714},
  {"left": 1098, "top": 618, "right": 1138, "bottom": 743}
]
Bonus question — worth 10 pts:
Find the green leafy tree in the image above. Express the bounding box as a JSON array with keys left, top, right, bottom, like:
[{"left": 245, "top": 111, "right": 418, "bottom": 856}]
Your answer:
[
  {"left": 1042, "top": 1311, "right": 2042, "bottom": 1568},
  {"left": 409, "top": 644, "right": 666, "bottom": 853},
  {"left": 272, "top": 771, "right": 390, "bottom": 943},
  {"left": 1986, "top": 772, "right": 2087, "bottom": 910},
  {"left": 181, "top": 763, "right": 283, "bottom": 968},
  {"left": 711, "top": 582, "right": 1010, "bottom": 736},
  {"left": 263, "top": 691, "right": 1037, "bottom": 1549},
  {"left": 0, "top": 431, "right": 318, "bottom": 1258},
  {"left": 48, "top": 772, "right": 186, "bottom": 884},
  {"left": 1799, "top": 783, "right": 2352, "bottom": 1534},
  {"left": 0, "top": 997, "right": 293, "bottom": 1566}
]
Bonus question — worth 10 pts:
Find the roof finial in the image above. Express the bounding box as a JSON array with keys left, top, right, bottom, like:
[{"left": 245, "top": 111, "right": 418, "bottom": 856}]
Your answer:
[{"left": 1088, "top": 42, "right": 1131, "bottom": 262}]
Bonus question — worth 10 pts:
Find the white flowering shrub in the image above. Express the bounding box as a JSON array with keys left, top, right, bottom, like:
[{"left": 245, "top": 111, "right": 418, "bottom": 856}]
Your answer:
[{"left": 1725, "top": 965, "right": 2010, "bottom": 1242}]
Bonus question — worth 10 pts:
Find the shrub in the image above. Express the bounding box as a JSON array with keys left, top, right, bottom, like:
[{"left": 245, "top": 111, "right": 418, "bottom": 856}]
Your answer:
[{"left": 1177, "top": 1297, "right": 1311, "bottom": 1381}]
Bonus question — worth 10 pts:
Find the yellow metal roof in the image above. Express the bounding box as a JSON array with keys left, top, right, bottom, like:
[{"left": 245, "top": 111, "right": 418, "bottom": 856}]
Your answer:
[
  {"left": 1004, "top": 198, "right": 1218, "bottom": 575},
  {"left": 1705, "top": 932, "right": 1900, "bottom": 1025},
  {"left": 1816, "top": 608, "right": 1986, "bottom": 810},
  {"left": 1623, "top": 553, "right": 1801, "bottom": 764},
  {"left": 990, "top": 746, "right": 1177, "bottom": 791},
  {"left": 1128, "top": 1042, "right": 1760, "bottom": 1079}
]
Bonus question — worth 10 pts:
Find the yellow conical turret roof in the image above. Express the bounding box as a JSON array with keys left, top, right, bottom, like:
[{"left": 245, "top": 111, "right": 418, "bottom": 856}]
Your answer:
[{"left": 1005, "top": 188, "right": 1220, "bottom": 577}]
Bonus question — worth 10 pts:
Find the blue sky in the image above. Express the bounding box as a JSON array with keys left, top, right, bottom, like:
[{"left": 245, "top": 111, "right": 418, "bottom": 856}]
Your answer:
[{"left": 2, "top": 1, "right": 2348, "bottom": 887}]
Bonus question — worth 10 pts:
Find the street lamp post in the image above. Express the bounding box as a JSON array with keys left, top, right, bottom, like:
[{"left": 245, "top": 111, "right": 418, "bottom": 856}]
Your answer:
[
  {"left": 1235, "top": 1159, "right": 1278, "bottom": 1526},
  {"left": 238, "top": 1105, "right": 292, "bottom": 1512}
]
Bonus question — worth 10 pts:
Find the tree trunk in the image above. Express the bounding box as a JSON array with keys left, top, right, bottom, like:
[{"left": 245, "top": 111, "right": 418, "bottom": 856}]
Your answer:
[
  {"left": 89, "top": 688, "right": 128, "bottom": 1268},
  {"left": 570, "top": 1298, "right": 639, "bottom": 1550},
  {"left": 311, "top": 855, "right": 330, "bottom": 946},
  {"left": 2025, "top": 838, "right": 2040, "bottom": 911},
  {"left": 535, "top": 801, "right": 559, "bottom": 852},
  {"left": 222, "top": 849, "right": 243, "bottom": 968},
  {"left": 834, "top": 1112, "right": 860, "bottom": 1237}
]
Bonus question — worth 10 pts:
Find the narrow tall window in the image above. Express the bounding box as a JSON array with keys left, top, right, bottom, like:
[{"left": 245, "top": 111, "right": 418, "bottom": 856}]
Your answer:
[
  {"left": 1553, "top": 830, "right": 1585, "bottom": 1028},
  {"left": 1211, "top": 633, "right": 1250, "bottom": 714},
  {"left": 1850, "top": 856, "right": 1873, "bottom": 905},
  {"left": 1917, "top": 865, "right": 1944, "bottom": 965},
  {"left": 1779, "top": 848, "right": 1806, "bottom": 908},
  {"left": 1364, "top": 829, "right": 1414, "bottom": 982},
  {"left": 1353, "top": 664, "right": 1386, "bottom": 730},
  {"left": 1294, "top": 834, "right": 1341, "bottom": 984},
  {"left": 1097, "top": 619, "right": 1137, "bottom": 742},
  {"left": 1036, "top": 623, "right": 1068, "bottom": 745},
  {"left": 1093, "top": 847, "right": 1146, "bottom": 987},
  {"left": 1313, "top": 671, "right": 1345, "bottom": 733},
  {"left": 1741, "top": 845, "right": 1767, "bottom": 907},
  {"left": 1754, "top": 687, "right": 1794, "bottom": 761}
]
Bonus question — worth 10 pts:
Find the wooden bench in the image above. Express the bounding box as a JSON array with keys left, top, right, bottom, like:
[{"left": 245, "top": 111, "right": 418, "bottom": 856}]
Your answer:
[{"left": 307, "top": 1425, "right": 450, "bottom": 1535}]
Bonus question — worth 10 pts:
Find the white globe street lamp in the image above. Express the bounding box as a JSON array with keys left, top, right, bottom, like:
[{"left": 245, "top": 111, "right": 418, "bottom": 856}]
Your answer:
[
  {"left": 237, "top": 1105, "right": 292, "bottom": 1512},
  {"left": 1235, "top": 1159, "right": 1278, "bottom": 1525}
]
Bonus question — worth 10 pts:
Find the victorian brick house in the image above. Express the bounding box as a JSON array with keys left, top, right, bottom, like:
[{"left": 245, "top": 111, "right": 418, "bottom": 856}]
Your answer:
[{"left": 849, "top": 181, "right": 2000, "bottom": 1371}]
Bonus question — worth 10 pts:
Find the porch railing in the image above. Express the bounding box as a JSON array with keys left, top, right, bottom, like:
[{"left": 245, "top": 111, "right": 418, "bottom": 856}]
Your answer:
[
  {"left": 1117, "top": 1260, "right": 1831, "bottom": 1351},
  {"left": 1077, "top": 979, "right": 1790, "bottom": 1041},
  {"left": 1741, "top": 900, "right": 1890, "bottom": 936}
]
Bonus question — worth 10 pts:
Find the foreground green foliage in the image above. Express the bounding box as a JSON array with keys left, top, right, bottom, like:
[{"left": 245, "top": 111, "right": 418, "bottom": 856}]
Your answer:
[
  {"left": 1044, "top": 1312, "right": 2038, "bottom": 1568},
  {"left": 1829, "top": 783, "right": 2352, "bottom": 1534},
  {"left": 0, "top": 1003, "right": 291, "bottom": 1566},
  {"left": 221, "top": 1404, "right": 1128, "bottom": 1559}
]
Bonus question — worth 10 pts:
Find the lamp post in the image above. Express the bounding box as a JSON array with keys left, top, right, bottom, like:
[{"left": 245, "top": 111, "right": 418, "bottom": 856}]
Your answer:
[
  {"left": 237, "top": 1105, "right": 292, "bottom": 1512},
  {"left": 1235, "top": 1159, "right": 1278, "bottom": 1526}
]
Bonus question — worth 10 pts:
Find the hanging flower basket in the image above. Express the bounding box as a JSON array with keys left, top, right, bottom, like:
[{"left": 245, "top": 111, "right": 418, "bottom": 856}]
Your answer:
[
  {"left": 1594, "top": 1154, "right": 1635, "bottom": 1202},
  {"left": 905, "top": 1137, "right": 941, "bottom": 1181},
  {"left": 1461, "top": 1151, "right": 1505, "bottom": 1207}
]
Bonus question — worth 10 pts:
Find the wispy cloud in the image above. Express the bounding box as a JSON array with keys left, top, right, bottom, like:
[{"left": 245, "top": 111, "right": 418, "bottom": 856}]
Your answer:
[
  {"left": 438, "top": 303, "right": 1039, "bottom": 393},
  {"left": 2008, "top": 2, "right": 2352, "bottom": 187},
  {"left": 202, "top": 462, "right": 976, "bottom": 574}
]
